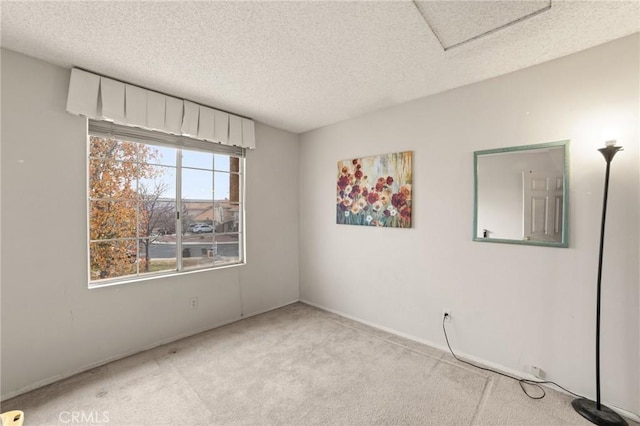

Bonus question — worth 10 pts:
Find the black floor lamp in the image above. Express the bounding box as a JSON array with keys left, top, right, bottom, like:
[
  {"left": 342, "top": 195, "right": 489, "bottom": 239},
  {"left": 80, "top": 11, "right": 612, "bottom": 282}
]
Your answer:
[{"left": 571, "top": 140, "right": 627, "bottom": 426}]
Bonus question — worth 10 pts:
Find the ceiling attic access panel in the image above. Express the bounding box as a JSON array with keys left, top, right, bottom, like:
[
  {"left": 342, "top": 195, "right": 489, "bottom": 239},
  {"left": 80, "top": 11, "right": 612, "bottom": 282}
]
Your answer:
[{"left": 414, "top": 0, "right": 552, "bottom": 50}]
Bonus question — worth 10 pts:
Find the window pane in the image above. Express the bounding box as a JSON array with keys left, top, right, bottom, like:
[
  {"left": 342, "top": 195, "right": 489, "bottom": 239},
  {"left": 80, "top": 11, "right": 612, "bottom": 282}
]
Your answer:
[
  {"left": 182, "top": 234, "right": 215, "bottom": 271},
  {"left": 139, "top": 166, "right": 176, "bottom": 198},
  {"left": 89, "top": 137, "right": 138, "bottom": 162},
  {"left": 146, "top": 200, "right": 177, "bottom": 237},
  {"left": 143, "top": 236, "right": 177, "bottom": 265},
  {"left": 138, "top": 238, "right": 177, "bottom": 274},
  {"left": 230, "top": 173, "right": 240, "bottom": 203},
  {"left": 145, "top": 145, "right": 176, "bottom": 167},
  {"left": 89, "top": 239, "right": 138, "bottom": 281},
  {"left": 182, "top": 168, "right": 213, "bottom": 201},
  {"left": 215, "top": 234, "right": 240, "bottom": 266},
  {"left": 181, "top": 200, "right": 213, "bottom": 233},
  {"left": 90, "top": 200, "right": 138, "bottom": 240},
  {"left": 89, "top": 159, "right": 138, "bottom": 200},
  {"left": 214, "top": 172, "right": 231, "bottom": 201},
  {"left": 214, "top": 154, "right": 230, "bottom": 172},
  {"left": 214, "top": 201, "right": 240, "bottom": 233},
  {"left": 138, "top": 166, "right": 176, "bottom": 240},
  {"left": 182, "top": 150, "right": 213, "bottom": 170}
]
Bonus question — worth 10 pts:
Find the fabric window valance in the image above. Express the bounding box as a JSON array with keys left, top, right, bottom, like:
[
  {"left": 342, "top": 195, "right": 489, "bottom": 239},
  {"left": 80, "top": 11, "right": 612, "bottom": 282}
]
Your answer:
[{"left": 66, "top": 68, "right": 256, "bottom": 149}]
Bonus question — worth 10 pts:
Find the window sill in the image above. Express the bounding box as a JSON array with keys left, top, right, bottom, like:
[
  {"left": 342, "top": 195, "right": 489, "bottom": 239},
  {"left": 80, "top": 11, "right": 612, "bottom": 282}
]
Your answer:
[{"left": 88, "top": 261, "right": 246, "bottom": 289}]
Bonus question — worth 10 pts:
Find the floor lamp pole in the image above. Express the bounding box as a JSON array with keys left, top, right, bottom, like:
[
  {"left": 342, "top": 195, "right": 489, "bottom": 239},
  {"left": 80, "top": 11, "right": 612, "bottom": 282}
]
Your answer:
[{"left": 571, "top": 141, "right": 627, "bottom": 426}]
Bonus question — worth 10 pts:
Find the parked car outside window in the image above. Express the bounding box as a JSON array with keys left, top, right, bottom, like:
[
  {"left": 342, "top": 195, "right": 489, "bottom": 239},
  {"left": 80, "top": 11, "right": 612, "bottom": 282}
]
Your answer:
[{"left": 192, "top": 224, "right": 213, "bottom": 233}]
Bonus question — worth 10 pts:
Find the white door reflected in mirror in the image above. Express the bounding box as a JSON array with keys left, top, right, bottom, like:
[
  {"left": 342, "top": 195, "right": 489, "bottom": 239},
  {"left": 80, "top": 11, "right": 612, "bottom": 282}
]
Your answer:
[{"left": 523, "top": 171, "right": 563, "bottom": 243}]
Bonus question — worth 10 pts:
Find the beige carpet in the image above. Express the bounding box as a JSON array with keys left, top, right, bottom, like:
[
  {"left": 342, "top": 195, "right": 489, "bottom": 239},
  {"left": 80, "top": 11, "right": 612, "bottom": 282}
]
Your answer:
[{"left": 1, "top": 303, "right": 636, "bottom": 425}]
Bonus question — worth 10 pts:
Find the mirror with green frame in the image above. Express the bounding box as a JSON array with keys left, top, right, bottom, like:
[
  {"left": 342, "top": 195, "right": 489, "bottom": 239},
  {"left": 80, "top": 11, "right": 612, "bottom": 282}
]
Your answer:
[{"left": 473, "top": 140, "right": 569, "bottom": 247}]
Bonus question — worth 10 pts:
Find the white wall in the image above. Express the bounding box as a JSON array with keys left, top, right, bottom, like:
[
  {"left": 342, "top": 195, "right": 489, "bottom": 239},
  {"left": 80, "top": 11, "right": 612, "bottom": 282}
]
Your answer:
[
  {"left": 299, "top": 34, "right": 639, "bottom": 414},
  {"left": 0, "top": 49, "right": 299, "bottom": 399}
]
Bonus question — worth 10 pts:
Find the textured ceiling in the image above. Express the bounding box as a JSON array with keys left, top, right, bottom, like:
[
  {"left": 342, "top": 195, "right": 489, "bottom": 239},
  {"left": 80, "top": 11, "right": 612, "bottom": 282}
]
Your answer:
[{"left": 1, "top": 1, "right": 638, "bottom": 134}]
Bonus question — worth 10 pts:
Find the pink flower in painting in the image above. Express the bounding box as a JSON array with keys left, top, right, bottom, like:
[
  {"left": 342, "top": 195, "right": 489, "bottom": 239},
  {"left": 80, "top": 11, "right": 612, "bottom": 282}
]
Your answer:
[
  {"left": 355, "top": 170, "right": 363, "bottom": 179},
  {"left": 362, "top": 188, "right": 369, "bottom": 197},
  {"left": 392, "top": 192, "right": 407, "bottom": 208},
  {"left": 400, "top": 206, "right": 411, "bottom": 220},
  {"left": 386, "top": 176, "right": 394, "bottom": 185},
  {"left": 383, "top": 209, "right": 391, "bottom": 217},
  {"left": 375, "top": 182, "right": 385, "bottom": 192},
  {"left": 367, "top": 192, "right": 379, "bottom": 204},
  {"left": 341, "top": 166, "right": 348, "bottom": 174},
  {"left": 338, "top": 175, "right": 349, "bottom": 190}
]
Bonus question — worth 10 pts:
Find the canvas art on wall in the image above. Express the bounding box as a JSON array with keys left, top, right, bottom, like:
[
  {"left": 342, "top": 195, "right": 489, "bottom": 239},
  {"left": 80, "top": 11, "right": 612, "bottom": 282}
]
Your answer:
[{"left": 337, "top": 151, "right": 412, "bottom": 228}]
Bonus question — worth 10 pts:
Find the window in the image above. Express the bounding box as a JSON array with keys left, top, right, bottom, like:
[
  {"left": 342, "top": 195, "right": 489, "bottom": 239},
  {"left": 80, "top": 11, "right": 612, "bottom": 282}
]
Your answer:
[{"left": 88, "top": 121, "right": 244, "bottom": 286}]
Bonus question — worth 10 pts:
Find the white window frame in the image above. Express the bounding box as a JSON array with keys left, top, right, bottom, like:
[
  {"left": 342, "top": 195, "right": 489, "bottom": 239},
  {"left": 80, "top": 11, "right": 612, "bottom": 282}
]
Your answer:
[{"left": 87, "top": 119, "right": 246, "bottom": 288}]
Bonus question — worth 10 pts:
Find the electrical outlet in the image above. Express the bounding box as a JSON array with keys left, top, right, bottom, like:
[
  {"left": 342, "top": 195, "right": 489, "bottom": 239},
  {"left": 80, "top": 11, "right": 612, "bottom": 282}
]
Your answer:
[
  {"left": 442, "top": 309, "right": 452, "bottom": 322},
  {"left": 529, "top": 365, "right": 542, "bottom": 378},
  {"left": 190, "top": 297, "right": 198, "bottom": 309}
]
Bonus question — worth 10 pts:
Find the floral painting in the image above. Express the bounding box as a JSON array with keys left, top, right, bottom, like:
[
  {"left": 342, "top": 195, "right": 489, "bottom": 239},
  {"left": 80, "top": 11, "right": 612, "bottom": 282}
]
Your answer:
[{"left": 337, "top": 151, "right": 412, "bottom": 228}]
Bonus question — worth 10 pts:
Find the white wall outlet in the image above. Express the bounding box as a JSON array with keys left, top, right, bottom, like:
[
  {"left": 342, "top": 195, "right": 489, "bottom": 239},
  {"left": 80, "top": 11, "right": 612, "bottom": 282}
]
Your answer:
[
  {"left": 190, "top": 297, "right": 198, "bottom": 309},
  {"left": 529, "top": 365, "right": 542, "bottom": 378},
  {"left": 442, "top": 309, "right": 452, "bottom": 322}
]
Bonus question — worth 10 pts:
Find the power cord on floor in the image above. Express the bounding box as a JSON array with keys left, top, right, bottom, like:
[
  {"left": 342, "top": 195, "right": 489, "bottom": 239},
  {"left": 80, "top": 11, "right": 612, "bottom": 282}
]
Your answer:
[{"left": 442, "top": 315, "right": 584, "bottom": 400}]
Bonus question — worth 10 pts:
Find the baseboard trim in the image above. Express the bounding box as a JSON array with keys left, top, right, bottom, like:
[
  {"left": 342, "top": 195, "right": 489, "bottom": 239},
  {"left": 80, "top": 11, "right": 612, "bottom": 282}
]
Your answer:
[
  {"left": 1, "top": 299, "right": 300, "bottom": 402},
  {"left": 241, "top": 299, "right": 300, "bottom": 319},
  {"left": 299, "top": 299, "right": 640, "bottom": 423}
]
